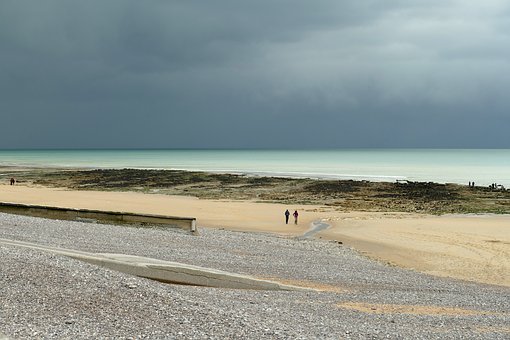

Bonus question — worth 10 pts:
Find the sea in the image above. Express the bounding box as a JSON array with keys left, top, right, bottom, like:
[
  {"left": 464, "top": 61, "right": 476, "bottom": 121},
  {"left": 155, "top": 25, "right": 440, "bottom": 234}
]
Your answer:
[{"left": 0, "top": 149, "right": 509, "bottom": 188}]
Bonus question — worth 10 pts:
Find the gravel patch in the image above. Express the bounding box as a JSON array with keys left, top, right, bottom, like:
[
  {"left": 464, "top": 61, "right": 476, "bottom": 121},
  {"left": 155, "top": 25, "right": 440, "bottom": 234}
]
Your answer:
[{"left": 0, "top": 212, "right": 509, "bottom": 339}]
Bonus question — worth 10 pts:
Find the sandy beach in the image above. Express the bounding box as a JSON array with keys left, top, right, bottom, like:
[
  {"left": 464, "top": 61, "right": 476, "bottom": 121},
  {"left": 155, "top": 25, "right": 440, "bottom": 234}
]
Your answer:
[
  {"left": 1, "top": 184, "right": 509, "bottom": 287},
  {"left": 324, "top": 213, "right": 510, "bottom": 287}
]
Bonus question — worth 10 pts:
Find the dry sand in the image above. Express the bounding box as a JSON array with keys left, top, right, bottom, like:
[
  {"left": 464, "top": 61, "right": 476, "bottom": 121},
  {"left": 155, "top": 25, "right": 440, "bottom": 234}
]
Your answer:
[
  {"left": 323, "top": 213, "right": 510, "bottom": 287},
  {"left": 1, "top": 184, "right": 509, "bottom": 287}
]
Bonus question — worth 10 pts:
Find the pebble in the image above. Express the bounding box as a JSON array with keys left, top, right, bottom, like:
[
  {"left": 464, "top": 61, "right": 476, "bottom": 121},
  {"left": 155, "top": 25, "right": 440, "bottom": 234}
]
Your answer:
[{"left": 0, "top": 212, "right": 509, "bottom": 339}]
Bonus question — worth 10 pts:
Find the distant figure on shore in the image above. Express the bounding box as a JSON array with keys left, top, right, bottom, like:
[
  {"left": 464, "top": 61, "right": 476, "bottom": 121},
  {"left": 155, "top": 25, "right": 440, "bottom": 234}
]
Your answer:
[
  {"left": 293, "top": 210, "right": 299, "bottom": 225},
  {"left": 10, "top": 178, "right": 15, "bottom": 185},
  {"left": 284, "top": 209, "right": 290, "bottom": 224}
]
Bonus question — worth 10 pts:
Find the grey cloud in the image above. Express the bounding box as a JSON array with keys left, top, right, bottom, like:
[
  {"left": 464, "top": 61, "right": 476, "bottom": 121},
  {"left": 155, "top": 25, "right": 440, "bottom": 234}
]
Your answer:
[{"left": 0, "top": 0, "right": 509, "bottom": 148}]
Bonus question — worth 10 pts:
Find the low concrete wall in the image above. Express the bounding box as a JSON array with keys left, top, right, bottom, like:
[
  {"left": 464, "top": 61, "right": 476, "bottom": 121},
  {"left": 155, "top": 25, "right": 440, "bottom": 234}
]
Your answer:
[{"left": 0, "top": 202, "right": 197, "bottom": 232}]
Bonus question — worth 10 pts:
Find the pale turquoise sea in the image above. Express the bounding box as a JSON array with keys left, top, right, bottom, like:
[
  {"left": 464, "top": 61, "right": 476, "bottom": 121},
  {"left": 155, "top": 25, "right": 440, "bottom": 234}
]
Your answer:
[{"left": 0, "top": 149, "right": 509, "bottom": 187}]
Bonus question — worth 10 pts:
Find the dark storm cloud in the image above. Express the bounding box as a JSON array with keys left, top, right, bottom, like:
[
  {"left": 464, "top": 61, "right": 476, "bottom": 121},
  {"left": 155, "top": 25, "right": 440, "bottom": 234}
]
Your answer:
[{"left": 1, "top": 0, "right": 509, "bottom": 148}]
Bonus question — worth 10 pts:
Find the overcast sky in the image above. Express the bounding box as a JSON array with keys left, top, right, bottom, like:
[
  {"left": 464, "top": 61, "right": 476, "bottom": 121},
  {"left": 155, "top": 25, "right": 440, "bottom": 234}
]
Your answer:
[{"left": 1, "top": 1, "right": 509, "bottom": 149}]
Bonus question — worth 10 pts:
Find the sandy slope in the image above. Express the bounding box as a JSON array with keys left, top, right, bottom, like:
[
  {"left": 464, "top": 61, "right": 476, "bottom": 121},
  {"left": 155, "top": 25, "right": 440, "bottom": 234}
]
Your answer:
[
  {"left": 0, "top": 184, "right": 508, "bottom": 287},
  {"left": 323, "top": 213, "right": 510, "bottom": 286}
]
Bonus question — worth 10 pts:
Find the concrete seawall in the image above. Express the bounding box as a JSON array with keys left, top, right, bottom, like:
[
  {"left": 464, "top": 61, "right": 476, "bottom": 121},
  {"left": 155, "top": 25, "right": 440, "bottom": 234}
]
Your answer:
[{"left": 0, "top": 202, "right": 197, "bottom": 232}]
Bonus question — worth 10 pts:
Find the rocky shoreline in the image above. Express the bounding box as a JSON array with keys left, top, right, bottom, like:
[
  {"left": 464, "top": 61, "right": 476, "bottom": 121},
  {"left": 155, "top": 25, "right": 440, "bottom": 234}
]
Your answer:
[
  {"left": 1, "top": 213, "right": 509, "bottom": 339},
  {"left": 2, "top": 167, "right": 510, "bottom": 214}
]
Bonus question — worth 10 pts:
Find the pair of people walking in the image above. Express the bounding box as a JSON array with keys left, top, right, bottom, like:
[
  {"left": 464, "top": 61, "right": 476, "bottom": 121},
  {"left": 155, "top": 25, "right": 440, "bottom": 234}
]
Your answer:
[{"left": 284, "top": 209, "right": 298, "bottom": 225}]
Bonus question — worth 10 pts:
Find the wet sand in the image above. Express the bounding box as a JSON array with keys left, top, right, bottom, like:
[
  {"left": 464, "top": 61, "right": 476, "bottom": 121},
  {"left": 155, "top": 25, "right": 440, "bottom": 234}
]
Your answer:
[{"left": 0, "top": 184, "right": 509, "bottom": 287}]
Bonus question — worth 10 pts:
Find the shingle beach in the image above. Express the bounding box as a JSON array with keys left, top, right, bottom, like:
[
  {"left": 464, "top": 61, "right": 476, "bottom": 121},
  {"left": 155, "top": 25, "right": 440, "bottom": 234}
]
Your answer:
[{"left": 1, "top": 212, "right": 509, "bottom": 339}]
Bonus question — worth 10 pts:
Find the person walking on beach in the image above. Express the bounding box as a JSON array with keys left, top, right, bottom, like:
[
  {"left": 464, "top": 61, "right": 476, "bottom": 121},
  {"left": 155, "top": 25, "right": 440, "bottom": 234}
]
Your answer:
[
  {"left": 293, "top": 210, "right": 299, "bottom": 225},
  {"left": 284, "top": 209, "right": 290, "bottom": 224},
  {"left": 10, "top": 178, "right": 15, "bottom": 185}
]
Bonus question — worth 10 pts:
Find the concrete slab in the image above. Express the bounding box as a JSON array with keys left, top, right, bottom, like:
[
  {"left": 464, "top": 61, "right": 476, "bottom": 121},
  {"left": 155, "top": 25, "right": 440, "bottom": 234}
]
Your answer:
[{"left": 0, "top": 238, "right": 307, "bottom": 291}]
